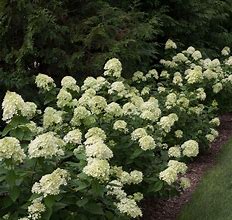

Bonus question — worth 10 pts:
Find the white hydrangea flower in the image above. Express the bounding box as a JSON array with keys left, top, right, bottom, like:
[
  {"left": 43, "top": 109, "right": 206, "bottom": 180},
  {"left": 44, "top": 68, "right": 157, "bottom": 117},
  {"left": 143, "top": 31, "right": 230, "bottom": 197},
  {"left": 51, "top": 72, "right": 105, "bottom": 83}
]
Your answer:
[
  {"left": 71, "top": 106, "right": 91, "bottom": 126},
  {"left": 210, "top": 117, "right": 220, "bottom": 127},
  {"left": 64, "top": 129, "right": 82, "bottom": 144},
  {"left": 226, "top": 75, "right": 232, "bottom": 83},
  {"left": 221, "top": 46, "right": 230, "bottom": 56},
  {"left": 168, "top": 160, "right": 187, "bottom": 174},
  {"left": 77, "top": 91, "right": 94, "bottom": 107},
  {"left": 116, "top": 169, "right": 143, "bottom": 185},
  {"left": 212, "top": 83, "right": 223, "bottom": 93},
  {"left": 131, "top": 128, "right": 147, "bottom": 140},
  {"left": 21, "top": 102, "right": 37, "bottom": 119},
  {"left": 133, "top": 192, "right": 144, "bottom": 202},
  {"left": 88, "top": 96, "right": 107, "bottom": 114},
  {"left": 158, "top": 114, "right": 178, "bottom": 133},
  {"left": 43, "top": 107, "right": 63, "bottom": 128},
  {"left": 2, "top": 91, "right": 24, "bottom": 121},
  {"left": 203, "top": 58, "right": 211, "bottom": 69},
  {"left": 0, "top": 137, "right": 26, "bottom": 163},
  {"left": 141, "top": 86, "right": 150, "bottom": 95},
  {"left": 28, "top": 198, "right": 46, "bottom": 220},
  {"left": 180, "top": 177, "right": 191, "bottom": 189},
  {"left": 84, "top": 136, "right": 104, "bottom": 146},
  {"left": 165, "top": 93, "right": 177, "bottom": 109},
  {"left": 130, "top": 95, "right": 144, "bottom": 107},
  {"left": 138, "top": 135, "right": 156, "bottom": 151},
  {"left": 177, "top": 96, "right": 189, "bottom": 109},
  {"left": 169, "top": 113, "right": 178, "bottom": 121},
  {"left": 203, "top": 69, "right": 218, "bottom": 80},
  {"left": 130, "top": 170, "right": 143, "bottom": 184},
  {"left": 160, "top": 70, "right": 170, "bottom": 79},
  {"left": 28, "top": 132, "right": 64, "bottom": 158},
  {"left": 186, "top": 46, "right": 195, "bottom": 54},
  {"left": 160, "top": 59, "right": 177, "bottom": 68},
  {"left": 140, "top": 97, "right": 159, "bottom": 110},
  {"left": 191, "top": 50, "right": 202, "bottom": 60},
  {"left": 85, "top": 127, "right": 106, "bottom": 140},
  {"left": 119, "top": 171, "right": 132, "bottom": 185},
  {"left": 172, "top": 53, "right": 188, "bottom": 63},
  {"left": 140, "top": 110, "right": 161, "bottom": 122},
  {"left": 32, "top": 168, "right": 69, "bottom": 197},
  {"left": 81, "top": 76, "right": 108, "bottom": 91},
  {"left": 185, "top": 66, "right": 203, "bottom": 84},
  {"left": 107, "top": 180, "right": 127, "bottom": 200},
  {"left": 116, "top": 198, "right": 142, "bottom": 218},
  {"left": 146, "top": 69, "right": 159, "bottom": 79},
  {"left": 81, "top": 77, "right": 97, "bottom": 91},
  {"left": 35, "top": 74, "right": 55, "bottom": 91},
  {"left": 104, "top": 58, "right": 122, "bottom": 78},
  {"left": 196, "top": 88, "right": 206, "bottom": 101},
  {"left": 61, "top": 76, "right": 80, "bottom": 92},
  {"left": 211, "top": 128, "right": 219, "bottom": 138},
  {"left": 57, "top": 88, "right": 73, "bottom": 108},
  {"left": 157, "top": 86, "right": 166, "bottom": 93},
  {"left": 128, "top": 86, "right": 140, "bottom": 97},
  {"left": 3, "top": 214, "right": 10, "bottom": 219},
  {"left": 85, "top": 142, "right": 113, "bottom": 160},
  {"left": 175, "top": 130, "right": 183, "bottom": 138},
  {"left": 165, "top": 39, "right": 177, "bottom": 50},
  {"left": 132, "top": 71, "right": 145, "bottom": 82},
  {"left": 96, "top": 76, "right": 108, "bottom": 87},
  {"left": 225, "top": 56, "right": 232, "bottom": 66},
  {"left": 159, "top": 167, "right": 178, "bottom": 185},
  {"left": 113, "top": 120, "right": 128, "bottom": 132},
  {"left": 168, "top": 146, "right": 181, "bottom": 158},
  {"left": 83, "top": 158, "right": 110, "bottom": 181},
  {"left": 209, "top": 59, "right": 221, "bottom": 69},
  {"left": 206, "top": 134, "right": 215, "bottom": 142},
  {"left": 105, "top": 102, "right": 123, "bottom": 117},
  {"left": 108, "top": 81, "right": 126, "bottom": 97},
  {"left": 173, "top": 72, "right": 183, "bottom": 85},
  {"left": 181, "top": 140, "right": 199, "bottom": 157},
  {"left": 122, "top": 102, "right": 138, "bottom": 116}
]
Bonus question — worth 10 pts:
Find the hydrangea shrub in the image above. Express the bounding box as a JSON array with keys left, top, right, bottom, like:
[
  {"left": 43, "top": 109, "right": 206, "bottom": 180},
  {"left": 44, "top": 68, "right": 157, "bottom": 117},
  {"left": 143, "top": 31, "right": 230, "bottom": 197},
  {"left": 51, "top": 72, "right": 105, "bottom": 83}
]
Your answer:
[{"left": 0, "top": 41, "right": 231, "bottom": 219}]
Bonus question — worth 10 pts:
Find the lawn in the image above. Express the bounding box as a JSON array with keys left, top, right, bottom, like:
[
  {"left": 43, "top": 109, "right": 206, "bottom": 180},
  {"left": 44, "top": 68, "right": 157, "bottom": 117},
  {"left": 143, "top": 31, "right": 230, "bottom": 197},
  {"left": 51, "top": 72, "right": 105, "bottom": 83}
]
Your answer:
[{"left": 178, "top": 138, "right": 232, "bottom": 220}]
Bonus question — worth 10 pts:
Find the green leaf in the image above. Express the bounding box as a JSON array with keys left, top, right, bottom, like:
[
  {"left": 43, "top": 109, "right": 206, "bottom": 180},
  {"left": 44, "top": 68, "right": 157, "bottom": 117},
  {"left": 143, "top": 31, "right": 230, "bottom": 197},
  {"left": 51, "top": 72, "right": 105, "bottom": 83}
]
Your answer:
[
  {"left": 2, "top": 116, "right": 29, "bottom": 137},
  {"left": 2, "top": 197, "right": 13, "bottom": 209},
  {"left": 10, "top": 127, "right": 24, "bottom": 140},
  {"left": 91, "top": 181, "right": 105, "bottom": 197},
  {"left": 74, "top": 180, "right": 90, "bottom": 191},
  {"left": 43, "top": 196, "right": 56, "bottom": 219},
  {"left": 147, "top": 181, "right": 163, "bottom": 193},
  {"left": 5, "top": 170, "right": 16, "bottom": 186},
  {"left": 129, "top": 148, "right": 143, "bottom": 160},
  {"left": 9, "top": 186, "right": 20, "bottom": 202},
  {"left": 2, "top": 124, "right": 14, "bottom": 136},
  {"left": 84, "top": 202, "right": 104, "bottom": 215},
  {"left": 76, "top": 198, "right": 88, "bottom": 207}
]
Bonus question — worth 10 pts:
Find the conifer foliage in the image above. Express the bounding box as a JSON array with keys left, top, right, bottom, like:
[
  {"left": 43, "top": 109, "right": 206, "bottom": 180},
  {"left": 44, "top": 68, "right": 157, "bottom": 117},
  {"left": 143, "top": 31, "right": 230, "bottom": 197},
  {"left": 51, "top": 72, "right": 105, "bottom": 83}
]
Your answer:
[{"left": 0, "top": 0, "right": 160, "bottom": 88}]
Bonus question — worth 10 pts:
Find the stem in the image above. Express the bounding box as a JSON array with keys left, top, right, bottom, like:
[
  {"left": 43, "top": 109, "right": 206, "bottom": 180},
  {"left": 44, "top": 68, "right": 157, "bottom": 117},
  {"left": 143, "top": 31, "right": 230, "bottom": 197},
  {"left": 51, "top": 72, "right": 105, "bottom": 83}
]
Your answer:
[{"left": 30, "top": 159, "right": 38, "bottom": 186}]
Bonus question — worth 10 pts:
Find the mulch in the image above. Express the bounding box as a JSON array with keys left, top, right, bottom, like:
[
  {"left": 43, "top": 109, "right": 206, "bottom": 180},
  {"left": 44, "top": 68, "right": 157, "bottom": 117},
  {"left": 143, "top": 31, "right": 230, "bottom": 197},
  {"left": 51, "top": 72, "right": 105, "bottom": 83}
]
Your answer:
[{"left": 141, "top": 113, "right": 232, "bottom": 220}]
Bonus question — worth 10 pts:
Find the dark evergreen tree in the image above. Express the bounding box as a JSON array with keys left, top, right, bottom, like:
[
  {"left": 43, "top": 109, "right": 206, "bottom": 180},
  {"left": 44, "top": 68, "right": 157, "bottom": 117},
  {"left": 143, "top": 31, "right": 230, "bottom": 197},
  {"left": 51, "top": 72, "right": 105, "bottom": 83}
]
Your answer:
[{"left": 0, "top": 0, "right": 160, "bottom": 89}]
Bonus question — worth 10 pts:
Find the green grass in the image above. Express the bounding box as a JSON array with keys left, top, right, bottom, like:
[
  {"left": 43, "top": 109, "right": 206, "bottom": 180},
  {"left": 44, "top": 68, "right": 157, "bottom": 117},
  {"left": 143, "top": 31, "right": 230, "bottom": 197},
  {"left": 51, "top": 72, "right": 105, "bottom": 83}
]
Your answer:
[{"left": 178, "top": 138, "right": 232, "bottom": 220}]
